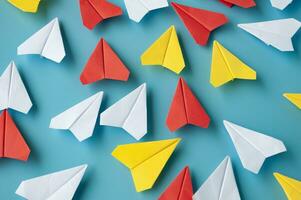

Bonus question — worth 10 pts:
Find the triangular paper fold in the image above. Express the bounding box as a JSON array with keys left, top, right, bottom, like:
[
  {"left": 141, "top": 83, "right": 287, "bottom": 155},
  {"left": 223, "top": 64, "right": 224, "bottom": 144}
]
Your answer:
[
  {"left": 219, "top": 0, "right": 256, "bottom": 8},
  {"left": 274, "top": 172, "right": 301, "bottom": 200},
  {"left": 283, "top": 93, "right": 301, "bottom": 109},
  {"left": 8, "top": 0, "right": 41, "bottom": 13}
]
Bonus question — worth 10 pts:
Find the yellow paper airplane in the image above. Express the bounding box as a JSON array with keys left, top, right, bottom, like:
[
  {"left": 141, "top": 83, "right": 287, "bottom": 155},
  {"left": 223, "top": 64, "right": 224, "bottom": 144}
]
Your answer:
[
  {"left": 112, "top": 138, "right": 181, "bottom": 192},
  {"left": 8, "top": 0, "right": 40, "bottom": 13},
  {"left": 210, "top": 40, "right": 256, "bottom": 87},
  {"left": 274, "top": 172, "right": 301, "bottom": 200},
  {"left": 141, "top": 26, "right": 185, "bottom": 74},
  {"left": 283, "top": 93, "right": 301, "bottom": 109}
]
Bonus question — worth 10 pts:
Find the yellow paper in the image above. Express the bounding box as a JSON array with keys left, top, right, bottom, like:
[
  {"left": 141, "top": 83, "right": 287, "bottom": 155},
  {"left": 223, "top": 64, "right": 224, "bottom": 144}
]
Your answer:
[
  {"left": 210, "top": 40, "right": 256, "bottom": 87},
  {"left": 274, "top": 173, "right": 301, "bottom": 200},
  {"left": 283, "top": 93, "right": 301, "bottom": 109},
  {"left": 141, "top": 26, "right": 185, "bottom": 74},
  {"left": 112, "top": 138, "right": 181, "bottom": 192},
  {"left": 8, "top": 0, "right": 40, "bottom": 13}
]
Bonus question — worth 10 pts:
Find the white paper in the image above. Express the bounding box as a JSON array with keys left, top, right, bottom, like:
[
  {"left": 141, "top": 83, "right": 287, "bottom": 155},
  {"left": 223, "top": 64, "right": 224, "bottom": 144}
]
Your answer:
[
  {"left": 100, "top": 83, "right": 147, "bottom": 140},
  {"left": 193, "top": 156, "right": 240, "bottom": 200},
  {"left": 18, "top": 18, "right": 66, "bottom": 63},
  {"left": 124, "top": 0, "right": 168, "bottom": 22},
  {"left": 238, "top": 18, "right": 301, "bottom": 51},
  {"left": 0, "top": 61, "right": 32, "bottom": 114},
  {"left": 270, "top": 0, "right": 293, "bottom": 10},
  {"left": 16, "top": 164, "right": 87, "bottom": 200},
  {"left": 50, "top": 92, "right": 103, "bottom": 142},
  {"left": 223, "top": 120, "right": 287, "bottom": 174}
]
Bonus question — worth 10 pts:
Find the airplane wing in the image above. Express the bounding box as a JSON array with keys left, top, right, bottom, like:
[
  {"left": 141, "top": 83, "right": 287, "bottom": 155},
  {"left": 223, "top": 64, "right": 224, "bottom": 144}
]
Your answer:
[
  {"left": 18, "top": 18, "right": 66, "bottom": 63},
  {"left": 283, "top": 93, "right": 301, "bottom": 109},
  {"left": 50, "top": 92, "right": 103, "bottom": 142},
  {"left": 274, "top": 172, "right": 301, "bottom": 200},
  {"left": 80, "top": 38, "right": 130, "bottom": 85},
  {"left": 224, "top": 120, "right": 287, "bottom": 174},
  {"left": 79, "top": 0, "right": 122, "bottom": 30},
  {"left": 238, "top": 18, "right": 301, "bottom": 51},
  {"left": 99, "top": 83, "right": 147, "bottom": 140},
  {"left": 0, "top": 110, "right": 30, "bottom": 161},
  {"left": 112, "top": 138, "right": 181, "bottom": 192},
  {"left": 193, "top": 156, "right": 241, "bottom": 200},
  {"left": 0, "top": 61, "right": 32, "bottom": 114},
  {"left": 210, "top": 40, "right": 256, "bottom": 87},
  {"left": 166, "top": 77, "right": 210, "bottom": 131},
  {"left": 159, "top": 166, "right": 193, "bottom": 200},
  {"left": 171, "top": 2, "right": 228, "bottom": 46},
  {"left": 270, "top": 0, "right": 293, "bottom": 10},
  {"left": 220, "top": 0, "right": 256, "bottom": 8},
  {"left": 16, "top": 164, "right": 87, "bottom": 200},
  {"left": 141, "top": 26, "right": 185, "bottom": 74},
  {"left": 8, "top": 0, "right": 40, "bottom": 13},
  {"left": 124, "top": 0, "right": 168, "bottom": 22}
]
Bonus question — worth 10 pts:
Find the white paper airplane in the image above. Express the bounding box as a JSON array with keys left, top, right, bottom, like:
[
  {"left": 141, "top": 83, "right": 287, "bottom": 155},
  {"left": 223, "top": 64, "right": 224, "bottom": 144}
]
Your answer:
[
  {"left": 193, "top": 156, "right": 241, "bottom": 200},
  {"left": 50, "top": 92, "right": 103, "bottom": 142},
  {"left": 238, "top": 18, "right": 301, "bottom": 51},
  {"left": 100, "top": 83, "right": 147, "bottom": 140},
  {"left": 124, "top": 0, "right": 168, "bottom": 22},
  {"left": 223, "top": 120, "right": 287, "bottom": 174},
  {"left": 270, "top": 0, "right": 293, "bottom": 10},
  {"left": 18, "top": 17, "right": 66, "bottom": 63},
  {"left": 0, "top": 61, "right": 32, "bottom": 114},
  {"left": 16, "top": 164, "right": 87, "bottom": 200}
]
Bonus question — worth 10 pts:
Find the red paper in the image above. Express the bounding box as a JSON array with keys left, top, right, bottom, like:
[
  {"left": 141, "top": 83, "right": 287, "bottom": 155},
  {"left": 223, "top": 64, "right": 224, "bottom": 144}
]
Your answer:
[
  {"left": 79, "top": 0, "right": 122, "bottom": 30},
  {"left": 219, "top": 0, "right": 256, "bottom": 8},
  {"left": 171, "top": 2, "right": 228, "bottom": 46},
  {"left": 166, "top": 77, "right": 210, "bottom": 132},
  {"left": 159, "top": 166, "right": 193, "bottom": 200},
  {"left": 219, "top": 0, "right": 234, "bottom": 7},
  {"left": 0, "top": 110, "right": 30, "bottom": 161},
  {"left": 80, "top": 38, "right": 130, "bottom": 85}
]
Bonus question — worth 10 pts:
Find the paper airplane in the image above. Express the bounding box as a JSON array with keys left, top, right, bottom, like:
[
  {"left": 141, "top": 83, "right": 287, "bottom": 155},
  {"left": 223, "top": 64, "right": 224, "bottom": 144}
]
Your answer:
[
  {"left": 124, "top": 0, "right": 168, "bottom": 22},
  {"left": 16, "top": 164, "right": 87, "bottom": 200},
  {"left": 0, "top": 110, "right": 30, "bottom": 161},
  {"left": 219, "top": 0, "right": 256, "bottom": 8},
  {"left": 171, "top": 2, "right": 228, "bottom": 46},
  {"left": 100, "top": 83, "right": 147, "bottom": 140},
  {"left": 210, "top": 40, "right": 256, "bottom": 88},
  {"left": 0, "top": 61, "right": 32, "bottom": 114},
  {"left": 50, "top": 92, "right": 103, "bottom": 142},
  {"left": 284, "top": 93, "right": 301, "bottom": 109},
  {"left": 224, "top": 120, "right": 286, "bottom": 174},
  {"left": 166, "top": 77, "right": 210, "bottom": 132},
  {"left": 18, "top": 18, "right": 66, "bottom": 63},
  {"left": 112, "top": 138, "right": 181, "bottom": 192},
  {"left": 238, "top": 18, "right": 301, "bottom": 52},
  {"left": 141, "top": 26, "right": 185, "bottom": 74},
  {"left": 79, "top": 0, "right": 122, "bottom": 30},
  {"left": 193, "top": 156, "right": 240, "bottom": 200},
  {"left": 270, "top": 0, "right": 293, "bottom": 10},
  {"left": 274, "top": 172, "right": 301, "bottom": 200},
  {"left": 80, "top": 38, "right": 130, "bottom": 85},
  {"left": 159, "top": 166, "right": 193, "bottom": 200},
  {"left": 8, "top": 0, "right": 40, "bottom": 13}
]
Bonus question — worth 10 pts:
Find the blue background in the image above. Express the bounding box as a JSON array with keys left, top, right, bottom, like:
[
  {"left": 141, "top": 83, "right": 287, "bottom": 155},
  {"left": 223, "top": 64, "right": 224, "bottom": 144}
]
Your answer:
[{"left": 0, "top": 0, "right": 301, "bottom": 199}]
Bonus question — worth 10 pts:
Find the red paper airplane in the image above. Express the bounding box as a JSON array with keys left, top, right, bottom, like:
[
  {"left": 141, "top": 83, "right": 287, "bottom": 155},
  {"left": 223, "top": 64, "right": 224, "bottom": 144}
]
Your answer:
[
  {"left": 0, "top": 110, "right": 30, "bottom": 161},
  {"left": 158, "top": 166, "right": 193, "bottom": 200},
  {"left": 79, "top": 0, "right": 122, "bottom": 30},
  {"left": 80, "top": 38, "right": 130, "bottom": 85},
  {"left": 219, "top": 0, "right": 256, "bottom": 8},
  {"left": 171, "top": 2, "right": 228, "bottom": 46},
  {"left": 166, "top": 77, "right": 210, "bottom": 132}
]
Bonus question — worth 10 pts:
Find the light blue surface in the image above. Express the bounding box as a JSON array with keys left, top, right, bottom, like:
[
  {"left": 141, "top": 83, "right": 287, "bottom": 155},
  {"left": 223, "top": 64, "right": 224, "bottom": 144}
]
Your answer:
[{"left": 0, "top": 0, "right": 301, "bottom": 199}]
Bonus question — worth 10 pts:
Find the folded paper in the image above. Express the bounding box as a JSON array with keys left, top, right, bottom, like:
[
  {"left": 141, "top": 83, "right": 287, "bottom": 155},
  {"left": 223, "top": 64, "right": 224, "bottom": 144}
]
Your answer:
[
  {"left": 80, "top": 38, "right": 130, "bottom": 85},
  {"left": 8, "top": 0, "right": 40, "bottom": 13},
  {"left": 219, "top": 0, "right": 256, "bottom": 8},
  {"left": 274, "top": 172, "right": 301, "bottom": 200},
  {"left": 18, "top": 18, "right": 66, "bottom": 63},
  {"left": 141, "top": 26, "right": 185, "bottom": 74},
  {"left": 166, "top": 77, "right": 210, "bottom": 132},
  {"left": 112, "top": 138, "right": 181, "bottom": 192},
  {"left": 283, "top": 93, "right": 301, "bottom": 109},
  {"left": 50, "top": 92, "right": 103, "bottom": 142},
  {"left": 224, "top": 120, "right": 286, "bottom": 174},
  {"left": 270, "top": 0, "right": 293, "bottom": 10},
  {"left": 100, "top": 83, "right": 147, "bottom": 140}
]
